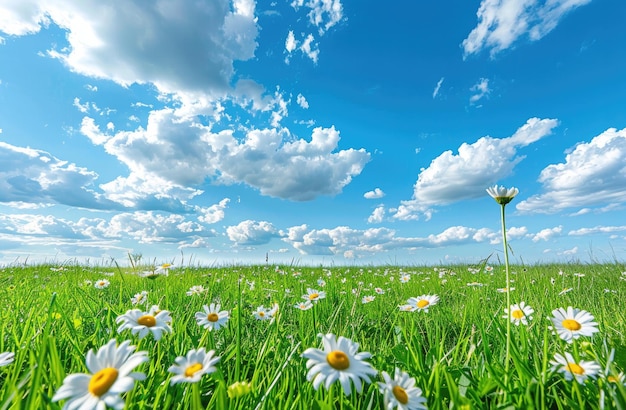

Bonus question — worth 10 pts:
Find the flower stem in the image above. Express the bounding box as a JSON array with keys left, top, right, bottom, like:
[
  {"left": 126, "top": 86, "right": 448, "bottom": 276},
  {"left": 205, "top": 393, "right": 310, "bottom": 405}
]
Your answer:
[{"left": 500, "top": 203, "right": 512, "bottom": 384}]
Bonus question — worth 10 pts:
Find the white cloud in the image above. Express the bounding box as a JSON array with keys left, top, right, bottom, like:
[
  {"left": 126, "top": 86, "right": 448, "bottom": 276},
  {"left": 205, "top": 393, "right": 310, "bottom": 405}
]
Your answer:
[
  {"left": 433, "top": 77, "right": 444, "bottom": 98},
  {"left": 1, "top": 1, "right": 258, "bottom": 99},
  {"left": 197, "top": 199, "right": 230, "bottom": 224},
  {"left": 531, "top": 225, "right": 562, "bottom": 242},
  {"left": 226, "top": 220, "right": 279, "bottom": 245},
  {"left": 296, "top": 93, "right": 309, "bottom": 109},
  {"left": 568, "top": 225, "right": 626, "bottom": 236},
  {"left": 462, "top": 0, "right": 591, "bottom": 58},
  {"left": 367, "top": 206, "right": 385, "bottom": 224},
  {"left": 517, "top": 127, "right": 626, "bottom": 214},
  {"left": 84, "top": 110, "right": 370, "bottom": 202},
  {"left": 364, "top": 188, "right": 385, "bottom": 199},
  {"left": 392, "top": 118, "right": 558, "bottom": 220},
  {"left": 470, "top": 78, "right": 490, "bottom": 105},
  {"left": 300, "top": 33, "right": 320, "bottom": 63},
  {"left": 291, "top": 0, "right": 344, "bottom": 35}
]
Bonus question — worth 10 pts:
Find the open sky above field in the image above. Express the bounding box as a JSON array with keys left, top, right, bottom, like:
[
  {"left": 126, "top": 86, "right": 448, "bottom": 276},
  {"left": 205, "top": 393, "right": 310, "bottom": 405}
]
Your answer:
[{"left": 1, "top": 0, "right": 625, "bottom": 266}]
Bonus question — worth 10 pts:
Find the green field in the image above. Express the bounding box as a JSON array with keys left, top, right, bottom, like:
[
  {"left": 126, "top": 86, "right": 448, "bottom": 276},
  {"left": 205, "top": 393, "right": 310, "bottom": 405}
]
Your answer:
[{"left": 1, "top": 261, "right": 625, "bottom": 409}]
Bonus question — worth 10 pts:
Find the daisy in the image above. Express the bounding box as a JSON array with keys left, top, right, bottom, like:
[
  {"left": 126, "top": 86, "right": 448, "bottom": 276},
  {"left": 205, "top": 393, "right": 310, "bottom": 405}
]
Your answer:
[
  {"left": 94, "top": 279, "right": 110, "bottom": 289},
  {"left": 407, "top": 295, "right": 439, "bottom": 312},
  {"left": 503, "top": 302, "right": 534, "bottom": 326},
  {"left": 550, "top": 306, "right": 599, "bottom": 343},
  {"left": 378, "top": 368, "right": 428, "bottom": 410},
  {"left": 195, "top": 303, "right": 229, "bottom": 331},
  {"left": 267, "top": 303, "right": 279, "bottom": 322},
  {"left": 362, "top": 296, "right": 375, "bottom": 304},
  {"left": 399, "top": 274, "right": 411, "bottom": 283},
  {"left": 140, "top": 270, "right": 164, "bottom": 279},
  {"left": 0, "top": 352, "right": 15, "bottom": 367},
  {"left": 302, "top": 333, "right": 377, "bottom": 396},
  {"left": 398, "top": 304, "right": 415, "bottom": 312},
  {"left": 155, "top": 263, "right": 173, "bottom": 276},
  {"left": 253, "top": 305, "right": 270, "bottom": 321},
  {"left": 303, "top": 288, "right": 326, "bottom": 303},
  {"left": 295, "top": 301, "right": 314, "bottom": 310},
  {"left": 116, "top": 307, "right": 172, "bottom": 341},
  {"left": 186, "top": 285, "right": 206, "bottom": 296},
  {"left": 375, "top": 287, "right": 385, "bottom": 295},
  {"left": 497, "top": 287, "right": 515, "bottom": 293},
  {"left": 168, "top": 348, "right": 220, "bottom": 385},
  {"left": 51, "top": 339, "right": 148, "bottom": 410},
  {"left": 550, "top": 352, "right": 601, "bottom": 384},
  {"left": 317, "top": 279, "right": 327, "bottom": 287},
  {"left": 486, "top": 185, "right": 519, "bottom": 205},
  {"left": 131, "top": 291, "right": 148, "bottom": 306}
]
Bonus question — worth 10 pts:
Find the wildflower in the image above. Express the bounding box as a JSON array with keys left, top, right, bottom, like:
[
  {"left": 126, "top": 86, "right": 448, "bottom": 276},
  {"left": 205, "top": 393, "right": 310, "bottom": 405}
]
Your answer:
[
  {"left": 549, "top": 307, "right": 599, "bottom": 343},
  {"left": 399, "top": 274, "right": 411, "bottom": 283},
  {"left": 168, "top": 348, "right": 219, "bottom": 385},
  {"left": 0, "top": 352, "right": 15, "bottom": 367},
  {"left": 486, "top": 185, "right": 519, "bottom": 205},
  {"left": 558, "top": 287, "right": 573, "bottom": 296},
  {"left": 497, "top": 287, "right": 515, "bottom": 293},
  {"left": 550, "top": 352, "right": 601, "bottom": 384},
  {"left": 267, "top": 303, "right": 279, "bottom": 322},
  {"left": 607, "top": 372, "right": 626, "bottom": 385},
  {"left": 94, "top": 279, "right": 110, "bottom": 289},
  {"left": 375, "top": 287, "right": 385, "bottom": 295},
  {"left": 116, "top": 307, "right": 172, "bottom": 341},
  {"left": 407, "top": 295, "right": 439, "bottom": 313},
  {"left": 378, "top": 368, "right": 428, "bottom": 410},
  {"left": 155, "top": 263, "right": 173, "bottom": 275},
  {"left": 131, "top": 291, "right": 148, "bottom": 306},
  {"left": 140, "top": 270, "right": 164, "bottom": 279},
  {"left": 398, "top": 304, "right": 415, "bottom": 312},
  {"left": 303, "top": 288, "right": 326, "bottom": 303},
  {"left": 195, "top": 304, "right": 229, "bottom": 331},
  {"left": 484, "top": 266, "right": 493, "bottom": 273},
  {"left": 467, "top": 282, "right": 484, "bottom": 287},
  {"left": 227, "top": 381, "right": 252, "bottom": 398},
  {"left": 186, "top": 285, "right": 206, "bottom": 296},
  {"left": 253, "top": 305, "right": 270, "bottom": 321},
  {"left": 51, "top": 339, "right": 148, "bottom": 410},
  {"left": 295, "top": 301, "right": 314, "bottom": 310},
  {"left": 503, "top": 302, "right": 534, "bottom": 326},
  {"left": 317, "top": 279, "right": 326, "bottom": 287},
  {"left": 362, "top": 296, "right": 375, "bottom": 304},
  {"left": 302, "top": 333, "right": 377, "bottom": 396}
]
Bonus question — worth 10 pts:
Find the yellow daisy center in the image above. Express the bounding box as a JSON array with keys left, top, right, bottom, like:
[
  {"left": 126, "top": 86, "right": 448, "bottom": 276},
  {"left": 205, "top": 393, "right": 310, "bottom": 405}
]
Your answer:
[
  {"left": 207, "top": 313, "right": 219, "bottom": 322},
  {"left": 392, "top": 385, "right": 409, "bottom": 404},
  {"left": 417, "top": 299, "right": 429, "bottom": 308},
  {"left": 326, "top": 350, "right": 350, "bottom": 370},
  {"left": 184, "top": 363, "right": 204, "bottom": 377},
  {"left": 566, "top": 362, "right": 584, "bottom": 375},
  {"left": 137, "top": 314, "right": 156, "bottom": 327},
  {"left": 309, "top": 293, "right": 319, "bottom": 300},
  {"left": 161, "top": 263, "right": 171, "bottom": 268},
  {"left": 88, "top": 368, "right": 119, "bottom": 397},
  {"left": 562, "top": 319, "right": 581, "bottom": 331},
  {"left": 608, "top": 375, "right": 619, "bottom": 383},
  {"left": 511, "top": 309, "right": 524, "bottom": 319},
  {"left": 259, "top": 311, "right": 265, "bottom": 317}
]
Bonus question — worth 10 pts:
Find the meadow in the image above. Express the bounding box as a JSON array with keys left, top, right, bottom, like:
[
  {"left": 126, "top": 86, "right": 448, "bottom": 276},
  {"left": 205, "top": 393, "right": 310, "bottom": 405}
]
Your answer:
[{"left": 0, "top": 260, "right": 625, "bottom": 409}]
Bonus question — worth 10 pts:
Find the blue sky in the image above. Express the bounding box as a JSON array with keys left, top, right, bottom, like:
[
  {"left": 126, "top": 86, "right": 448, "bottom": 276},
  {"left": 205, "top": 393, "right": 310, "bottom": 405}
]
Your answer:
[{"left": 1, "top": 0, "right": 625, "bottom": 267}]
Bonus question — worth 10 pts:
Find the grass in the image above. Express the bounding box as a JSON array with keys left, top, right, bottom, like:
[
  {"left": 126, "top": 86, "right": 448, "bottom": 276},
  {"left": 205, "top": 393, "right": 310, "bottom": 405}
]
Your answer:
[{"left": 0, "top": 261, "right": 625, "bottom": 409}]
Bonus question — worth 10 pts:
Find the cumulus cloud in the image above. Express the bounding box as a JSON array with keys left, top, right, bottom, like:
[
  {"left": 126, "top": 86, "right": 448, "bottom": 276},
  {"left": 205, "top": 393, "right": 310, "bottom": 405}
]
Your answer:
[
  {"left": 367, "top": 206, "right": 385, "bottom": 224},
  {"left": 364, "top": 188, "right": 385, "bottom": 199},
  {"left": 226, "top": 220, "right": 279, "bottom": 245},
  {"left": 392, "top": 118, "right": 558, "bottom": 220},
  {"left": 463, "top": 0, "right": 591, "bottom": 58},
  {"left": 470, "top": 78, "right": 490, "bottom": 105},
  {"left": 568, "top": 225, "right": 626, "bottom": 236},
  {"left": 517, "top": 127, "right": 626, "bottom": 214},
  {"left": 531, "top": 225, "right": 562, "bottom": 242},
  {"left": 84, "top": 111, "right": 370, "bottom": 202}
]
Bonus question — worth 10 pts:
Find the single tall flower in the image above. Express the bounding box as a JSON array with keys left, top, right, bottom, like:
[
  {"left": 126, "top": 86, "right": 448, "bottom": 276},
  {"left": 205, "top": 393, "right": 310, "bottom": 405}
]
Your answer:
[
  {"left": 116, "top": 307, "right": 172, "bottom": 341},
  {"left": 486, "top": 184, "right": 518, "bottom": 378},
  {"left": 550, "top": 352, "right": 601, "bottom": 384},
  {"left": 195, "top": 304, "right": 229, "bottom": 331},
  {"left": 168, "top": 348, "right": 220, "bottom": 385},
  {"left": 378, "top": 368, "right": 428, "bottom": 410},
  {"left": 549, "top": 306, "right": 599, "bottom": 343},
  {"left": 302, "top": 333, "right": 377, "bottom": 396},
  {"left": 52, "top": 339, "right": 148, "bottom": 410},
  {"left": 407, "top": 295, "right": 439, "bottom": 313}
]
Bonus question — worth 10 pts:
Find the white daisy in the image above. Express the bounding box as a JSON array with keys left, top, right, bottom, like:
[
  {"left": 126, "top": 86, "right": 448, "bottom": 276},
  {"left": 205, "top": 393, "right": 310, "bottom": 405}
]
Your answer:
[
  {"left": 503, "top": 302, "right": 534, "bottom": 326},
  {"left": 168, "top": 348, "right": 220, "bottom": 385},
  {"left": 51, "top": 339, "right": 148, "bottom": 410},
  {"left": 549, "top": 306, "right": 599, "bottom": 343},
  {"left": 398, "top": 304, "right": 415, "bottom": 312},
  {"left": 362, "top": 296, "right": 375, "bottom": 304},
  {"left": 116, "top": 308, "right": 172, "bottom": 341},
  {"left": 186, "top": 285, "right": 206, "bottom": 296},
  {"left": 131, "top": 291, "right": 148, "bottom": 306},
  {"left": 253, "top": 305, "right": 270, "bottom": 321},
  {"left": 550, "top": 352, "right": 601, "bottom": 384},
  {"left": 94, "top": 279, "right": 110, "bottom": 289},
  {"left": 486, "top": 185, "right": 519, "bottom": 205},
  {"left": 267, "top": 303, "right": 279, "bottom": 323},
  {"left": 155, "top": 263, "right": 173, "bottom": 276},
  {"left": 294, "top": 301, "right": 314, "bottom": 311},
  {"left": 195, "top": 303, "right": 229, "bottom": 331},
  {"left": 303, "top": 288, "right": 326, "bottom": 303},
  {"left": 0, "top": 352, "right": 15, "bottom": 367},
  {"left": 378, "top": 368, "right": 428, "bottom": 410},
  {"left": 302, "top": 333, "right": 377, "bottom": 396},
  {"left": 407, "top": 295, "right": 439, "bottom": 312}
]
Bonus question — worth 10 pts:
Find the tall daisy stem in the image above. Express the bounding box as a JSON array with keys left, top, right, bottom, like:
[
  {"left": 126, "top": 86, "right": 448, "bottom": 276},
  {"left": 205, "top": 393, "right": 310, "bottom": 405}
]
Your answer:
[{"left": 500, "top": 203, "right": 512, "bottom": 382}]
